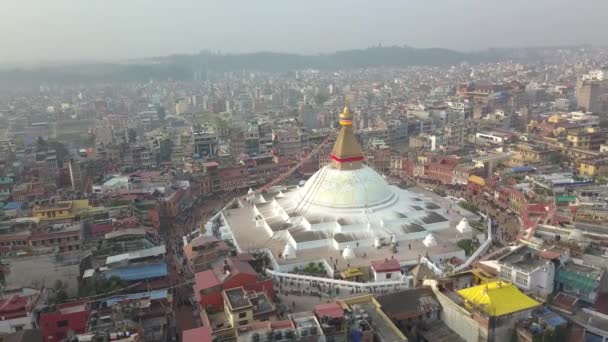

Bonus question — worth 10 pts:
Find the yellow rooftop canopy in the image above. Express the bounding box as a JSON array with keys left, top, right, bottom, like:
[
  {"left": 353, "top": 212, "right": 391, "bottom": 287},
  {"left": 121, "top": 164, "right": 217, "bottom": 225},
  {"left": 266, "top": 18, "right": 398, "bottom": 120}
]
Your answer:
[
  {"left": 457, "top": 281, "right": 540, "bottom": 316},
  {"left": 467, "top": 175, "right": 486, "bottom": 187}
]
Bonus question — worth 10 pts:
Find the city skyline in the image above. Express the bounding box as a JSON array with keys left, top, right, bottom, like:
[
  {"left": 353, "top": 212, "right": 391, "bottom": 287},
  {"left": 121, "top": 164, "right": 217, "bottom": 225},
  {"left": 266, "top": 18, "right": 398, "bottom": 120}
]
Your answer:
[{"left": 2, "top": 0, "right": 608, "bottom": 65}]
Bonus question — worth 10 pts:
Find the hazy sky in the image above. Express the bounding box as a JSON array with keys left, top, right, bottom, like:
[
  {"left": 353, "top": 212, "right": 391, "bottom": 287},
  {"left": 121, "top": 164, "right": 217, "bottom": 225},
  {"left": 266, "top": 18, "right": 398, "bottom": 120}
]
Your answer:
[{"left": 2, "top": 0, "right": 608, "bottom": 64}]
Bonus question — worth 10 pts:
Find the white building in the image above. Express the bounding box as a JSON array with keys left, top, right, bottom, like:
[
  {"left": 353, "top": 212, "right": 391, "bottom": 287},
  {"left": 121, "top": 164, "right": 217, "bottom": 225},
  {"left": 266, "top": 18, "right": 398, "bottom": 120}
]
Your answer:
[
  {"left": 491, "top": 246, "right": 555, "bottom": 299},
  {"left": 371, "top": 258, "right": 403, "bottom": 282}
]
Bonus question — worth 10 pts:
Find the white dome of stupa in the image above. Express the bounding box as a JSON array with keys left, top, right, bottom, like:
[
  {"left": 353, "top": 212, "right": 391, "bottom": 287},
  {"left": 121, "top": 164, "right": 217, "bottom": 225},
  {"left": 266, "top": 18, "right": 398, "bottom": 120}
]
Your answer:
[
  {"left": 343, "top": 246, "right": 356, "bottom": 259},
  {"left": 423, "top": 234, "right": 438, "bottom": 247},
  {"left": 456, "top": 218, "right": 473, "bottom": 234},
  {"left": 298, "top": 165, "right": 395, "bottom": 209},
  {"left": 283, "top": 244, "right": 296, "bottom": 259}
]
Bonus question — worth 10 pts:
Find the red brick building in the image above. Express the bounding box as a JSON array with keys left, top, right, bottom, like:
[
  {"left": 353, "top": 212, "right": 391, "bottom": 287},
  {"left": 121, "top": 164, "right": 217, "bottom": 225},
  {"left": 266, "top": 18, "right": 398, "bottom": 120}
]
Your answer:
[
  {"left": 425, "top": 158, "right": 458, "bottom": 184},
  {"left": 193, "top": 258, "right": 274, "bottom": 310},
  {"left": 39, "top": 301, "right": 90, "bottom": 342}
]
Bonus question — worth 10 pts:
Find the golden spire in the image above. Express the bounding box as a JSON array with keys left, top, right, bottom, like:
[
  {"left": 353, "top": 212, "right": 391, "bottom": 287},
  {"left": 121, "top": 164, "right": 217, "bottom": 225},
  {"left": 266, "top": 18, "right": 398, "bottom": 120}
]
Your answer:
[
  {"left": 330, "top": 102, "right": 363, "bottom": 170},
  {"left": 339, "top": 98, "right": 353, "bottom": 127}
]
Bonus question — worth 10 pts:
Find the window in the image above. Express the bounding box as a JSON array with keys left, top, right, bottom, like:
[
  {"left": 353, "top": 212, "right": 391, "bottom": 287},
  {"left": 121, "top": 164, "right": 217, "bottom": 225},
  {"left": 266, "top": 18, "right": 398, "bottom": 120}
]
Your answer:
[
  {"left": 386, "top": 273, "right": 392, "bottom": 279},
  {"left": 238, "top": 312, "right": 247, "bottom": 319},
  {"left": 515, "top": 272, "right": 528, "bottom": 286},
  {"left": 500, "top": 267, "right": 512, "bottom": 280},
  {"left": 57, "top": 320, "right": 69, "bottom": 327}
]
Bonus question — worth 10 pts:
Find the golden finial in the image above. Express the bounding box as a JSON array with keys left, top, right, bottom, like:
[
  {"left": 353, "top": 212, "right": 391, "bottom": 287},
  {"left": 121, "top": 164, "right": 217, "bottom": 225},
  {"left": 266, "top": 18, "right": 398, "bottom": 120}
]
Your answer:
[{"left": 339, "top": 97, "right": 353, "bottom": 126}]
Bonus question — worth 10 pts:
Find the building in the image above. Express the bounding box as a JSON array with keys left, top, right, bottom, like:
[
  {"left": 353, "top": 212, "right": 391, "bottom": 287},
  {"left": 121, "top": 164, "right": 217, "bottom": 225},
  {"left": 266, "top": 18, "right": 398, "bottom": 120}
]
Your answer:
[
  {"left": 576, "top": 79, "right": 604, "bottom": 113},
  {"left": 339, "top": 295, "right": 407, "bottom": 342},
  {"left": 428, "top": 279, "right": 540, "bottom": 342},
  {"left": 31, "top": 200, "right": 91, "bottom": 224},
  {"left": 555, "top": 261, "right": 604, "bottom": 304},
  {"left": 222, "top": 287, "right": 275, "bottom": 328},
  {"left": 0, "top": 288, "right": 42, "bottom": 334},
  {"left": 371, "top": 258, "right": 403, "bottom": 282},
  {"left": 494, "top": 246, "right": 555, "bottom": 299},
  {"left": 273, "top": 127, "right": 306, "bottom": 158},
  {"left": 578, "top": 157, "right": 608, "bottom": 178},
  {"left": 193, "top": 258, "right": 274, "bottom": 310},
  {"left": 208, "top": 105, "right": 467, "bottom": 279},
  {"left": 184, "top": 236, "right": 231, "bottom": 273},
  {"left": 375, "top": 287, "right": 442, "bottom": 326},
  {"left": 39, "top": 301, "right": 90, "bottom": 342},
  {"left": 566, "top": 128, "right": 607, "bottom": 150},
  {"left": 183, "top": 326, "right": 212, "bottom": 342},
  {"left": 425, "top": 158, "right": 458, "bottom": 184}
]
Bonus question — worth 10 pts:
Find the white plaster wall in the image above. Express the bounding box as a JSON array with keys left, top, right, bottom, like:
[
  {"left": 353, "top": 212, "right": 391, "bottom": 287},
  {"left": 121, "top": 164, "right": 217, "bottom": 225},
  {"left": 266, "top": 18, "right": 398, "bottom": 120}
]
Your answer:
[{"left": 0, "top": 315, "right": 35, "bottom": 334}]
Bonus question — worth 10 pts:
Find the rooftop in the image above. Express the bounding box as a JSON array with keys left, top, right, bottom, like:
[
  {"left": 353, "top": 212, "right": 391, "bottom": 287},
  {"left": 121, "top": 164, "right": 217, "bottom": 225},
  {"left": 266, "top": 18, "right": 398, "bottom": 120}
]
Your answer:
[
  {"left": 182, "top": 327, "right": 212, "bottom": 342},
  {"left": 105, "top": 245, "right": 166, "bottom": 266},
  {"left": 498, "top": 246, "right": 550, "bottom": 272},
  {"left": 457, "top": 281, "right": 540, "bottom": 316},
  {"left": 340, "top": 295, "right": 407, "bottom": 342},
  {"left": 224, "top": 287, "right": 252, "bottom": 311},
  {"left": 103, "top": 262, "right": 168, "bottom": 282},
  {"left": 376, "top": 287, "right": 440, "bottom": 320}
]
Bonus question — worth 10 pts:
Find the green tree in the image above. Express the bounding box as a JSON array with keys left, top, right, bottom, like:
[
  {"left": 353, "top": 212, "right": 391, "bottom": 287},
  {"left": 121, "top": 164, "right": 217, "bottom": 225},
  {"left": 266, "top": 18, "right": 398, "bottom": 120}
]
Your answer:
[{"left": 457, "top": 239, "right": 475, "bottom": 256}]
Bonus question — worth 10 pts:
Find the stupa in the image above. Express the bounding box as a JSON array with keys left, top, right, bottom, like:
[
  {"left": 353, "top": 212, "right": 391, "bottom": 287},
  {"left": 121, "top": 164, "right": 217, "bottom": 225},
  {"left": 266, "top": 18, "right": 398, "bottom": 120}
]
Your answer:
[{"left": 209, "top": 104, "right": 468, "bottom": 273}]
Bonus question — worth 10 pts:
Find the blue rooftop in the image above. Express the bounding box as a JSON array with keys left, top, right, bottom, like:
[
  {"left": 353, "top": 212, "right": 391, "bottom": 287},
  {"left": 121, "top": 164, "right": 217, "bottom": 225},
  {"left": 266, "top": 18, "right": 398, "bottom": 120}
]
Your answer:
[
  {"left": 105, "top": 289, "right": 168, "bottom": 306},
  {"left": 532, "top": 307, "right": 567, "bottom": 328},
  {"left": 510, "top": 166, "right": 536, "bottom": 173},
  {"left": 104, "top": 262, "right": 168, "bottom": 281},
  {"left": 3, "top": 202, "right": 22, "bottom": 210}
]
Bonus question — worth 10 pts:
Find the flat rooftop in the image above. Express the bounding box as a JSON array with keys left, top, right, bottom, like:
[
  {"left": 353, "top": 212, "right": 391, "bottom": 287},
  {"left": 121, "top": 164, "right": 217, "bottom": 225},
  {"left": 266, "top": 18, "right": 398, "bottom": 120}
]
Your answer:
[
  {"left": 499, "top": 247, "right": 548, "bottom": 272},
  {"left": 225, "top": 288, "right": 252, "bottom": 310},
  {"left": 358, "top": 302, "right": 405, "bottom": 342}
]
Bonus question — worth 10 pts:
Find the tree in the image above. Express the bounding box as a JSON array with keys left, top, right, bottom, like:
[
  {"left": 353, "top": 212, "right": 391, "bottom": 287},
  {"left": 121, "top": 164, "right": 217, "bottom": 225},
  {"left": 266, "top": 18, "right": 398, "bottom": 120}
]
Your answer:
[
  {"left": 49, "top": 280, "right": 68, "bottom": 304},
  {"left": 127, "top": 128, "right": 137, "bottom": 143},
  {"left": 457, "top": 239, "right": 475, "bottom": 256}
]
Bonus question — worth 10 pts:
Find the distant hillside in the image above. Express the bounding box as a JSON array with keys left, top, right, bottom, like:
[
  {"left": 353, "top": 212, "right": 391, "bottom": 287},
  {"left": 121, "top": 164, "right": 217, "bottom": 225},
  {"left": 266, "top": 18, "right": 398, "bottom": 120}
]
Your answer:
[{"left": 0, "top": 45, "right": 588, "bottom": 86}]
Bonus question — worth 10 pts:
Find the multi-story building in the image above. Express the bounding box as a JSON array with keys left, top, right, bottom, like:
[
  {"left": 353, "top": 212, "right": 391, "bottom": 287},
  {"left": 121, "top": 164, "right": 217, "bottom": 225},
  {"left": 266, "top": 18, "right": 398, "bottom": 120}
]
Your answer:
[
  {"left": 0, "top": 288, "right": 42, "bottom": 334},
  {"left": 193, "top": 130, "right": 219, "bottom": 157},
  {"left": 576, "top": 78, "right": 604, "bottom": 113},
  {"left": 555, "top": 261, "right": 604, "bottom": 304},
  {"left": 495, "top": 246, "right": 555, "bottom": 299},
  {"left": 39, "top": 301, "right": 90, "bottom": 342},
  {"left": 193, "top": 258, "right": 274, "bottom": 310},
  {"left": 31, "top": 200, "right": 91, "bottom": 224},
  {"left": 222, "top": 287, "right": 275, "bottom": 328},
  {"left": 566, "top": 127, "right": 607, "bottom": 150},
  {"left": 425, "top": 158, "right": 458, "bottom": 184},
  {"left": 273, "top": 127, "right": 305, "bottom": 158},
  {"left": 245, "top": 120, "right": 261, "bottom": 156},
  {"left": 428, "top": 279, "right": 540, "bottom": 342}
]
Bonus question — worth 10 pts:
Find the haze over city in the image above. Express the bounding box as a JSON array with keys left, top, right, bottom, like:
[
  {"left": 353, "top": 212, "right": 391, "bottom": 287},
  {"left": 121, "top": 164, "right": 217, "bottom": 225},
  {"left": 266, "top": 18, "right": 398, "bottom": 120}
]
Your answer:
[
  {"left": 2, "top": 0, "right": 608, "bottom": 64},
  {"left": 4, "top": 2, "right": 608, "bottom": 342}
]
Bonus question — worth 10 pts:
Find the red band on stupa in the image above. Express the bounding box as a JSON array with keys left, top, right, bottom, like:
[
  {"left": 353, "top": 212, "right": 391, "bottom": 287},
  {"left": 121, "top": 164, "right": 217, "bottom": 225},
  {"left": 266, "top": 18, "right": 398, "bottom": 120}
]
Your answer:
[{"left": 330, "top": 154, "right": 364, "bottom": 163}]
